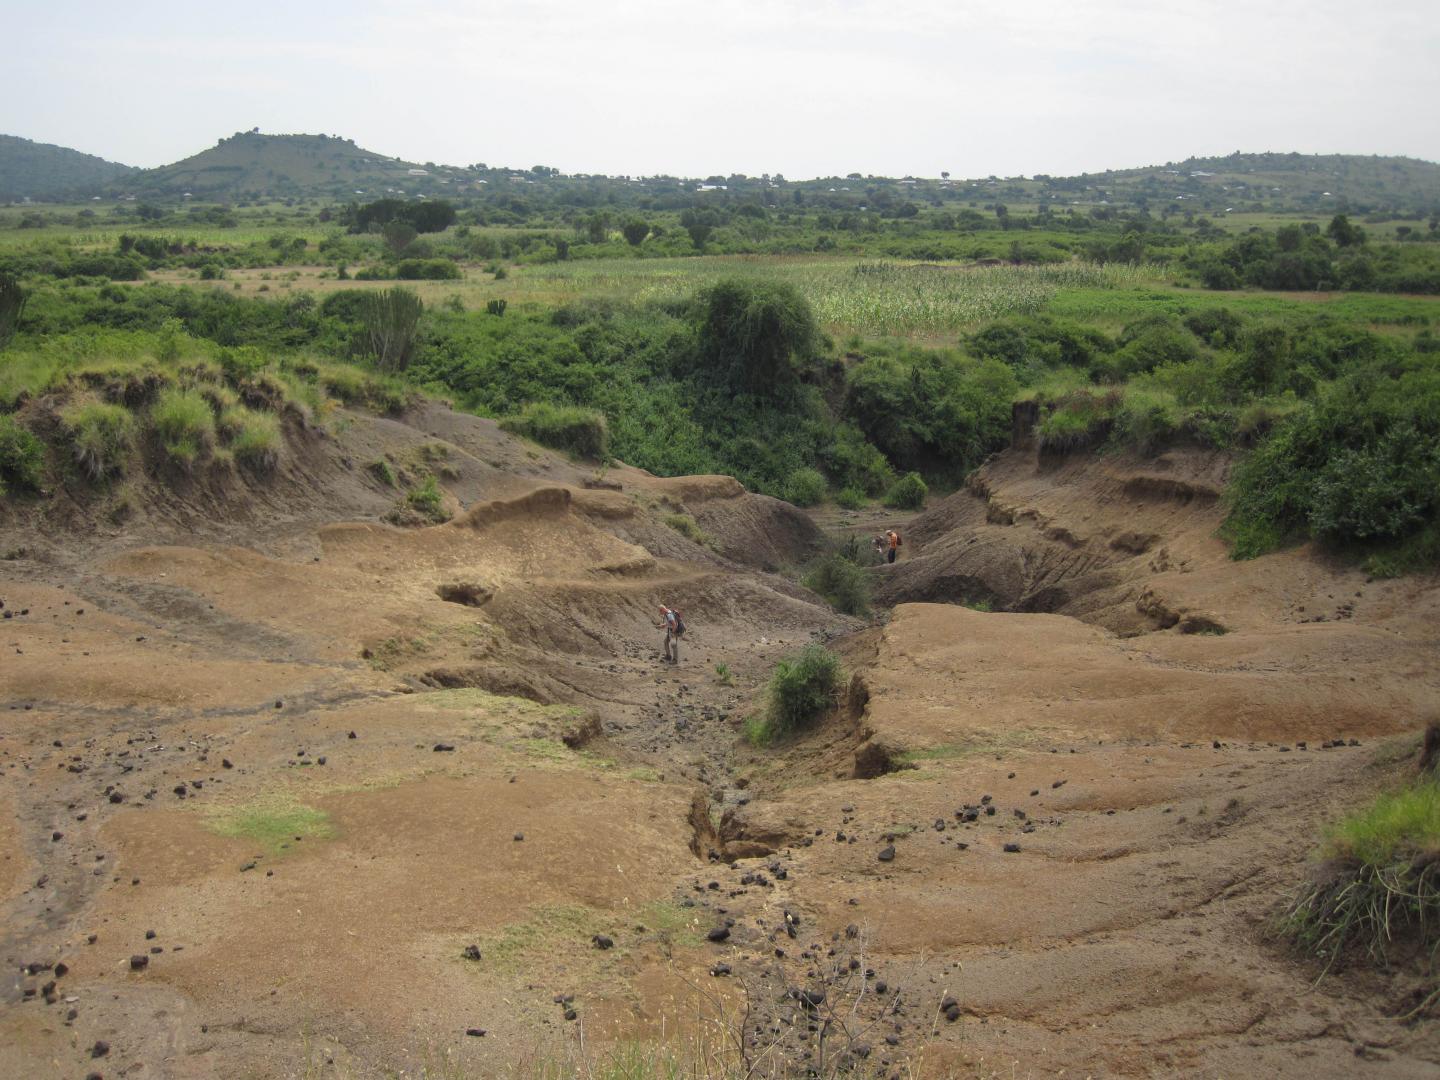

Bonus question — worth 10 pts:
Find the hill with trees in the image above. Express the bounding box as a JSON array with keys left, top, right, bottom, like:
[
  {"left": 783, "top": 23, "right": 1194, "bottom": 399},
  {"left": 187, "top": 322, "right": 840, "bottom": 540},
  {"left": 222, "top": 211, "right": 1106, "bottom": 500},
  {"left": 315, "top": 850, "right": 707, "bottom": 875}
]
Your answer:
[{"left": 0, "top": 134, "right": 137, "bottom": 202}]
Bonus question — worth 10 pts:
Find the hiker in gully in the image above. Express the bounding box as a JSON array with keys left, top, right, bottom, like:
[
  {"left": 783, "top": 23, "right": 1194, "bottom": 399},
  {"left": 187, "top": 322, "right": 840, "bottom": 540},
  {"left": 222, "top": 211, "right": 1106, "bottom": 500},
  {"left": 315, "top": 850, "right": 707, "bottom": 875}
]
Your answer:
[{"left": 656, "top": 604, "right": 686, "bottom": 664}]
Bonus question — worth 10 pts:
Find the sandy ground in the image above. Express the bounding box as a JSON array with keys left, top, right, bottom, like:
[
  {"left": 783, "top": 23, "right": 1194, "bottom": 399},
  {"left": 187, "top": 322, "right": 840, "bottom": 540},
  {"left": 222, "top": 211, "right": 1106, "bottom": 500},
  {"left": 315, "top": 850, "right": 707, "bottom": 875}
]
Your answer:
[{"left": 2, "top": 405, "right": 1438, "bottom": 1078}]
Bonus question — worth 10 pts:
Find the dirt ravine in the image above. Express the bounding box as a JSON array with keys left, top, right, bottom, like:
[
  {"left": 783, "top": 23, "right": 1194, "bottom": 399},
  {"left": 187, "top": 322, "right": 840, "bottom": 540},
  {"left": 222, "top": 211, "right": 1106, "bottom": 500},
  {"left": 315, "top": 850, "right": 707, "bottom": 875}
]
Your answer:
[{"left": 2, "top": 403, "right": 1437, "bottom": 1079}]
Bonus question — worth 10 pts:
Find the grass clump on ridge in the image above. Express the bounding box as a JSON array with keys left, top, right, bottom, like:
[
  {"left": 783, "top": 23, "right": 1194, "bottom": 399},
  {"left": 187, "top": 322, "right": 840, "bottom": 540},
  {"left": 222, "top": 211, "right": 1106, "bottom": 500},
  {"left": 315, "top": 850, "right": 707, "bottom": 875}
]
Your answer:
[
  {"left": 220, "top": 406, "right": 282, "bottom": 472},
  {"left": 747, "top": 644, "right": 844, "bottom": 746},
  {"left": 500, "top": 401, "right": 609, "bottom": 460},
  {"left": 61, "top": 399, "right": 136, "bottom": 481},
  {"left": 1280, "top": 774, "right": 1440, "bottom": 1003},
  {"left": 150, "top": 387, "right": 216, "bottom": 467}
]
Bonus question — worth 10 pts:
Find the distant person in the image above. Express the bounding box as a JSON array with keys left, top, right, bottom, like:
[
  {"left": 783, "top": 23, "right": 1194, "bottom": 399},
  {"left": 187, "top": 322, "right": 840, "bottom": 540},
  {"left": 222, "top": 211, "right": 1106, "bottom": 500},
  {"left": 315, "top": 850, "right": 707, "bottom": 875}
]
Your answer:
[
  {"left": 886, "top": 530, "right": 902, "bottom": 565},
  {"left": 656, "top": 604, "right": 686, "bottom": 664}
]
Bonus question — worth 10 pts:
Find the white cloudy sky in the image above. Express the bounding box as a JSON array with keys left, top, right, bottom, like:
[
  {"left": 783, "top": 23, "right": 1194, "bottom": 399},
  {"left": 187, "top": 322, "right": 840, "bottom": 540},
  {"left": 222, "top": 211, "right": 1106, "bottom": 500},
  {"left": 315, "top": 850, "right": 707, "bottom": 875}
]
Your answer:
[{"left": 6, "top": 0, "right": 1437, "bottom": 178}]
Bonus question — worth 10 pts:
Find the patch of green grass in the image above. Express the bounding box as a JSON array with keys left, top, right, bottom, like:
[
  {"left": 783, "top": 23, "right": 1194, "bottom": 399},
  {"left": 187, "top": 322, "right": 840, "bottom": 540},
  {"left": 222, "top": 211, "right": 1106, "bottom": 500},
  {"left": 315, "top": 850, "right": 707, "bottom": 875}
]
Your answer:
[
  {"left": 405, "top": 475, "right": 450, "bottom": 523},
  {"left": 473, "top": 904, "right": 607, "bottom": 973},
  {"left": 150, "top": 387, "right": 215, "bottom": 467},
  {"left": 835, "top": 485, "right": 867, "bottom": 510},
  {"left": 663, "top": 512, "right": 713, "bottom": 547},
  {"left": 801, "top": 551, "right": 871, "bottom": 617},
  {"left": 714, "top": 663, "right": 733, "bottom": 686},
  {"left": 205, "top": 797, "right": 334, "bottom": 854},
  {"left": 368, "top": 458, "right": 398, "bottom": 487}
]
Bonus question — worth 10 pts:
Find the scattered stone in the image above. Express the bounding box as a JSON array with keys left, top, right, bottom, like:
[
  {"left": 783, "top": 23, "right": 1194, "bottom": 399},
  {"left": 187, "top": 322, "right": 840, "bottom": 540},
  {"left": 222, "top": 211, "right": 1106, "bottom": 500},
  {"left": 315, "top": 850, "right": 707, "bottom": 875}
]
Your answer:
[
  {"left": 433, "top": 743, "right": 456, "bottom": 752},
  {"left": 706, "top": 926, "right": 731, "bottom": 943},
  {"left": 1051, "top": 780, "right": 1066, "bottom": 789},
  {"left": 513, "top": 832, "right": 524, "bottom": 842},
  {"left": 877, "top": 845, "right": 895, "bottom": 862},
  {"left": 348, "top": 731, "right": 357, "bottom": 739},
  {"left": 466, "top": 1027, "right": 486, "bottom": 1037},
  {"left": 54, "top": 962, "right": 68, "bottom": 978},
  {"left": 710, "top": 963, "right": 731, "bottom": 976},
  {"left": 1003, "top": 843, "right": 1021, "bottom": 853},
  {"left": 145, "top": 929, "right": 156, "bottom": 940},
  {"left": 563, "top": 1008, "right": 578, "bottom": 1022},
  {"left": 592, "top": 935, "right": 614, "bottom": 950},
  {"left": 462, "top": 945, "right": 481, "bottom": 961},
  {"left": 91, "top": 1040, "right": 110, "bottom": 1058},
  {"left": 129, "top": 955, "right": 148, "bottom": 970}
]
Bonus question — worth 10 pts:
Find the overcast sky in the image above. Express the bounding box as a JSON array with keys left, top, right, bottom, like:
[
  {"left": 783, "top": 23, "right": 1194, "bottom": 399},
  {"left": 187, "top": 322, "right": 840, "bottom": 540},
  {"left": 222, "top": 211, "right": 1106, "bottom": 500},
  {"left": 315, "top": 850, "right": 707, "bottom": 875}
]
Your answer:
[{"left": 6, "top": 0, "right": 1437, "bottom": 178}]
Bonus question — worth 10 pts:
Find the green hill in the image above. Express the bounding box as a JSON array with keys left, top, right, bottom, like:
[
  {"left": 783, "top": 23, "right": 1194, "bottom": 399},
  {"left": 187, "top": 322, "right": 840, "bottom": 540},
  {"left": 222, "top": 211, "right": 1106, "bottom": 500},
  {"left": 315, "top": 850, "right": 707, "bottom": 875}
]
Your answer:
[
  {"left": 130, "top": 131, "right": 474, "bottom": 201},
  {"left": 0, "top": 134, "right": 137, "bottom": 202}
]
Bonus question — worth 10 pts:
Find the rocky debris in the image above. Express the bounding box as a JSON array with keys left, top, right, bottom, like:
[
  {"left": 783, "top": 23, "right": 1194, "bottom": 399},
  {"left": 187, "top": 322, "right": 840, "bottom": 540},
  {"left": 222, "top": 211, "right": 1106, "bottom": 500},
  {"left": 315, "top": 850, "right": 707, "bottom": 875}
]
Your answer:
[
  {"left": 877, "top": 845, "right": 896, "bottom": 862},
  {"left": 466, "top": 1027, "right": 486, "bottom": 1037},
  {"left": 91, "top": 1040, "right": 110, "bottom": 1058},
  {"left": 129, "top": 955, "right": 149, "bottom": 970},
  {"left": 462, "top": 944, "right": 481, "bottom": 961},
  {"left": 706, "top": 925, "right": 731, "bottom": 943},
  {"left": 711, "top": 962, "right": 732, "bottom": 976},
  {"left": 433, "top": 743, "right": 455, "bottom": 752},
  {"left": 1003, "top": 843, "right": 1021, "bottom": 853},
  {"left": 591, "top": 934, "right": 614, "bottom": 950}
]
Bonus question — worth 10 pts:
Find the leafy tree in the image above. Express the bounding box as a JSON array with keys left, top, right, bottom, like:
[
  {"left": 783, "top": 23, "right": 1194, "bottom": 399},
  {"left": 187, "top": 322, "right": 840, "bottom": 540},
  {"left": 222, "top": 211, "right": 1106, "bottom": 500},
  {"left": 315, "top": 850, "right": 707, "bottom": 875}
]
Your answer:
[
  {"left": 621, "top": 219, "right": 649, "bottom": 247},
  {"left": 680, "top": 208, "right": 718, "bottom": 251},
  {"left": 383, "top": 221, "right": 418, "bottom": 255},
  {"left": 1326, "top": 214, "right": 1366, "bottom": 247},
  {"left": 696, "top": 278, "right": 817, "bottom": 397}
]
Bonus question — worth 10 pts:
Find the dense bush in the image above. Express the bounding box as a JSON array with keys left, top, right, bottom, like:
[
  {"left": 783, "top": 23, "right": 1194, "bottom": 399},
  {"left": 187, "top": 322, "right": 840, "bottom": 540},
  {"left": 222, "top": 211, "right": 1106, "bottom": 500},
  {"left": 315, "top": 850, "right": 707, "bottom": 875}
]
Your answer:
[
  {"left": 1223, "top": 365, "right": 1440, "bottom": 570},
  {"left": 801, "top": 551, "right": 871, "bottom": 616},
  {"left": 499, "top": 402, "right": 609, "bottom": 459},
  {"left": 752, "top": 644, "right": 844, "bottom": 744},
  {"left": 884, "top": 471, "right": 928, "bottom": 510},
  {"left": 395, "top": 259, "right": 462, "bottom": 281},
  {"left": 784, "top": 466, "right": 827, "bottom": 507}
]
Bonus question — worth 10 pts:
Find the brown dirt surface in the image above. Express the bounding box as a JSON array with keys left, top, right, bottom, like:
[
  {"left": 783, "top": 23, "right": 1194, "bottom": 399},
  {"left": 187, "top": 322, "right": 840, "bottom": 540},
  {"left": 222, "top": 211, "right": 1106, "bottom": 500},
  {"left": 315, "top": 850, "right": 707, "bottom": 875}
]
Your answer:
[{"left": 2, "top": 407, "right": 1438, "bottom": 1078}]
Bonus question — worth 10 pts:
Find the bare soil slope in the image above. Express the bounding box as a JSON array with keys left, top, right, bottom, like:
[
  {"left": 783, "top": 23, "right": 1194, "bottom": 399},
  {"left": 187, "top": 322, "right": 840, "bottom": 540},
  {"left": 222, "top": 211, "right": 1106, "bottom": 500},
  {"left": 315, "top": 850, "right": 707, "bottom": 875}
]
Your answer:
[{"left": 2, "top": 411, "right": 1438, "bottom": 1079}]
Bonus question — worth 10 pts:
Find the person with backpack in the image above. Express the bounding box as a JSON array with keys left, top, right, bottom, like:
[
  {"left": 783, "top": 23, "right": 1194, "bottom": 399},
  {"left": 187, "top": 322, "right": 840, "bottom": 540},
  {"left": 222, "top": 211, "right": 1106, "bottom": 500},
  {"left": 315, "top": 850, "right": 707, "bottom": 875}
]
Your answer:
[
  {"left": 657, "top": 604, "right": 686, "bottom": 664},
  {"left": 886, "top": 530, "right": 902, "bottom": 564}
]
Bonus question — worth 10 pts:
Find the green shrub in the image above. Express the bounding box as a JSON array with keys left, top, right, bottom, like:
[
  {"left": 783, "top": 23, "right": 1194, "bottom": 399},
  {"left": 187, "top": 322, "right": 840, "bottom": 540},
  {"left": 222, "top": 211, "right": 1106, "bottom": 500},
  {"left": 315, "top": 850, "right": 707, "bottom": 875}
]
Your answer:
[
  {"left": 396, "top": 258, "right": 461, "bottom": 281},
  {"left": 801, "top": 552, "right": 871, "bottom": 616},
  {"left": 836, "top": 486, "right": 866, "bottom": 510},
  {"left": 1281, "top": 778, "right": 1440, "bottom": 980},
  {"left": 784, "top": 467, "right": 827, "bottom": 507},
  {"left": 697, "top": 278, "right": 818, "bottom": 397},
  {"left": 753, "top": 645, "right": 844, "bottom": 744},
  {"left": 406, "top": 476, "right": 450, "bottom": 523},
  {"left": 1112, "top": 388, "right": 1180, "bottom": 454},
  {"left": 150, "top": 388, "right": 216, "bottom": 467},
  {"left": 0, "top": 414, "right": 45, "bottom": 495},
  {"left": 61, "top": 400, "right": 136, "bottom": 480},
  {"left": 884, "top": 471, "right": 928, "bottom": 510},
  {"left": 223, "top": 407, "right": 282, "bottom": 472},
  {"left": 500, "top": 402, "right": 609, "bottom": 460}
]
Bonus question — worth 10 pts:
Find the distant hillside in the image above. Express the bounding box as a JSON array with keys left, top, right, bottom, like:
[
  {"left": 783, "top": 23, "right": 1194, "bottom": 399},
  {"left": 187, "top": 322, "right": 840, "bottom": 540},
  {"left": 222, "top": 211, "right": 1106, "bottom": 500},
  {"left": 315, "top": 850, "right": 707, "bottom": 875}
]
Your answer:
[
  {"left": 130, "top": 131, "right": 474, "bottom": 201},
  {"left": 0, "top": 135, "right": 137, "bottom": 202},
  {"left": 1050, "top": 152, "right": 1440, "bottom": 215}
]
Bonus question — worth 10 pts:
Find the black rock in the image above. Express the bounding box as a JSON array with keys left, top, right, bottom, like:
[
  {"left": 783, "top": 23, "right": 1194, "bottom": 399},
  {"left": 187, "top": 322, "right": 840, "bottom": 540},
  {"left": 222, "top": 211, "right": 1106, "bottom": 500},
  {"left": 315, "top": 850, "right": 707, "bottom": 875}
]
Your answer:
[
  {"left": 874, "top": 980, "right": 888, "bottom": 994},
  {"left": 462, "top": 944, "right": 481, "bottom": 961},
  {"left": 466, "top": 1027, "right": 486, "bottom": 1037},
  {"left": 877, "top": 845, "right": 895, "bottom": 862},
  {"left": 1003, "top": 843, "right": 1021, "bottom": 853},
  {"left": 145, "top": 929, "right": 156, "bottom": 940},
  {"left": 129, "top": 954, "right": 149, "bottom": 970},
  {"left": 109, "top": 792, "right": 124, "bottom": 804},
  {"left": 984, "top": 805, "right": 996, "bottom": 816},
  {"left": 706, "top": 926, "right": 730, "bottom": 942},
  {"left": 592, "top": 934, "right": 614, "bottom": 950},
  {"left": 710, "top": 963, "right": 731, "bottom": 976},
  {"left": 513, "top": 832, "right": 524, "bottom": 842},
  {"left": 433, "top": 743, "right": 456, "bottom": 752},
  {"left": 348, "top": 731, "right": 357, "bottom": 739},
  {"left": 54, "top": 962, "right": 68, "bottom": 978},
  {"left": 91, "top": 1040, "right": 110, "bottom": 1058},
  {"left": 564, "top": 1008, "right": 578, "bottom": 1021},
  {"left": 944, "top": 1003, "right": 961, "bottom": 1022}
]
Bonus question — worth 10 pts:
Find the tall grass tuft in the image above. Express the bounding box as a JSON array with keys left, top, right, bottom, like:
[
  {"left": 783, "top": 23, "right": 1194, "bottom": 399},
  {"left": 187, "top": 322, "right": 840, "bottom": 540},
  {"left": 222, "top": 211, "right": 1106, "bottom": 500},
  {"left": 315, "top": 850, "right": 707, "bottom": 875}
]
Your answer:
[
  {"left": 0, "top": 414, "right": 45, "bottom": 496},
  {"left": 150, "top": 388, "right": 216, "bottom": 467},
  {"left": 222, "top": 407, "right": 282, "bottom": 472},
  {"left": 61, "top": 400, "right": 136, "bottom": 480},
  {"left": 1281, "top": 777, "right": 1440, "bottom": 1001}
]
